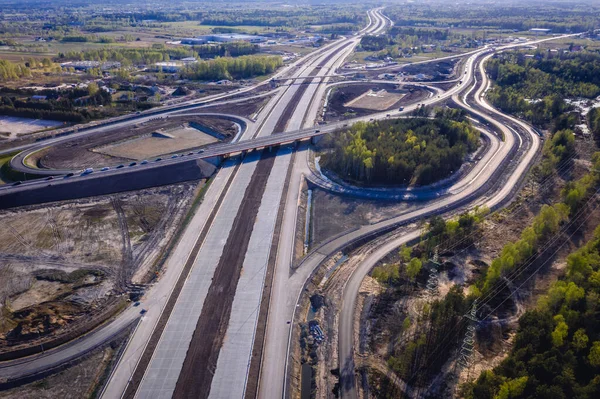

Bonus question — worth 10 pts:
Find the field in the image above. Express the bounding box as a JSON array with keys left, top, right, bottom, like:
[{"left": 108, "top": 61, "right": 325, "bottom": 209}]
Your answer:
[
  {"left": 344, "top": 89, "right": 405, "bottom": 111},
  {"left": 0, "top": 117, "right": 63, "bottom": 138},
  {"left": 96, "top": 124, "right": 219, "bottom": 160}
]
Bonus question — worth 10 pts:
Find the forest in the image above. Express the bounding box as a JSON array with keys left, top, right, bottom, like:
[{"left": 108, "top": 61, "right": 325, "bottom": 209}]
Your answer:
[
  {"left": 486, "top": 51, "right": 600, "bottom": 127},
  {"left": 179, "top": 55, "right": 282, "bottom": 81},
  {"left": 463, "top": 220, "right": 600, "bottom": 398},
  {"left": 321, "top": 110, "right": 480, "bottom": 186},
  {"left": 0, "top": 85, "right": 153, "bottom": 122},
  {"left": 0, "top": 60, "right": 31, "bottom": 82},
  {"left": 386, "top": 2, "right": 599, "bottom": 33},
  {"left": 58, "top": 42, "right": 259, "bottom": 65}
]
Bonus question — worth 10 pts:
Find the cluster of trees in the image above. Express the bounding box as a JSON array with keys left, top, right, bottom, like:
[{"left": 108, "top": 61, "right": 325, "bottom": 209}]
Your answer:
[
  {"left": 386, "top": 3, "right": 599, "bottom": 33},
  {"left": 321, "top": 111, "right": 480, "bottom": 186},
  {"left": 537, "top": 129, "right": 576, "bottom": 177},
  {"left": 0, "top": 88, "right": 112, "bottom": 122},
  {"left": 472, "top": 153, "right": 600, "bottom": 297},
  {"left": 387, "top": 285, "right": 470, "bottom": 384},
  {"left": 193, "top": 42, "right": 258, "bottom": 59},
  {"left": 463, "top": 222, "right": 600, "bottom": 398},
  {"left": 423, "top": 208, "right": 489, "bottom": 254},
  {"left": 359, "top": 35, "right": 392, "bottom": 51},
  {"left": 486, "top": 52, "right": 600, "bottom": 127},
  {"left": 197, "top": 8, "right": 364, "bottom": 28},
  {"left": 58, "top": 46, "right": 192, "bottom": 65},
  {"left": 58, "top": 42, "right": 259, "bottom": 66},
  {"left": 180, "top": 55, "right": 282, "bottom": 81},
  {"left": 372, "top": 208, "right": 489, "bottom": 287},
  {"left": 372, "top": 245, "right": 423, "bottom": 285},
  {"left": 0, "top": 60, "right": 31, "bottom": 82}
]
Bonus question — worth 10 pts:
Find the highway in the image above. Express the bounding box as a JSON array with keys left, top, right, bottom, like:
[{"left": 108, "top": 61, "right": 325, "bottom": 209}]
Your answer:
[
  {"left": 0, "top": 6, "right": 581, "bottom": 399},
  {"left": 334, "top": 41, "right": 553, "bottom": 399},
  {"left": 0, "top": 10, "right": 391, "bottom": 392},
  {"left": 123, "top": 8, "right": 390, "bottom": 399}
]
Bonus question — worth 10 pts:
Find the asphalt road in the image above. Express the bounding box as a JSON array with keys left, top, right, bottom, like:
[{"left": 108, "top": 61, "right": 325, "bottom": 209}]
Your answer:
[{"left": 0, "top": 5, "right": 579, "bottom": 398}]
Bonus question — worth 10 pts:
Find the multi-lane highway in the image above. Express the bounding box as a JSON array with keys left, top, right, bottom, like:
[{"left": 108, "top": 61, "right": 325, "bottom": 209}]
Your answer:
[{"left": 0, "top": 6, "right": 582, "bottom": 399}]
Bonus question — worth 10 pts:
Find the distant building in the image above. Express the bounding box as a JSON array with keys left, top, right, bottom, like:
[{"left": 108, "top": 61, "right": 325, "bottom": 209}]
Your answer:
[
  {"left": 181, "top": 34, "right": 268, "bottom": 45},
  {"left": 60, "top": 61, "right": 121, "bottom": 71},
  {"left": 154, "top": 62, "right": 185, "bottom": 73},
  {"left": 530, "top": 28, "right": 551, "bottom": 34},
  {"left": 154, "top": 57, "right": 197, "bottom": 73}
]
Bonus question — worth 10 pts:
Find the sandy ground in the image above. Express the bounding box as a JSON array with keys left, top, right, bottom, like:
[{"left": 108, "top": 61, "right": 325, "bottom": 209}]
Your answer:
[
  {"left": 0, "top": 117, "right": 63, "bottom": 139},
  {"left": 344, "top": 89, "right": 405, "bottom": 111},
  {"left": 95, "top": 124, "right": 218, "bottom": 160}
]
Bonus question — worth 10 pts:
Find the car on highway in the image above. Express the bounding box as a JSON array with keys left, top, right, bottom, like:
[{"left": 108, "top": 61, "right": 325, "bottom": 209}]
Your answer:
[
  {"left": 171, "top": 155, "right": 178, "bottom": 159},
  {"left": 140, "top": 309, "right": 147, "bottom": 315},
  {"left": 133, "top": 302, "right": 140, "bottom": 307},
  {"left": 129, "top": 162, "right": 137, "bottom": 167},
  {"left": 12, "top": 181, "right": 22, "bottom": 186},
  {"left": 399, "top": 106, "right": 404, "bottom": 111},
  {"left": 197, "top": 149, "right": 205, "bottom": 154},
  {"left": 141, "top": 160, "right": 148, "bottom": 165},
  {"left": 116, "top": 164, "right": 124, "bottom": 169},
  {"left": 100, "top": 167, "right": 109, "bottom": 171},
  {"left": 187, "top": 152, "right": 194, "bottom": 156},
  {"left": 64, "top": 172, "right": 74, "bottom": 178},
  {"left": 81, "top": 168, "right": 94, "bottom": 176},
  {"left": 155, "top": 158, "right": 162, "bottom": 162},
  {"left": 315, "top": 129, "right": 320, "bottom": 133},
  {"left": 46, "top": 176, "right": 54, "bottom": 181}
]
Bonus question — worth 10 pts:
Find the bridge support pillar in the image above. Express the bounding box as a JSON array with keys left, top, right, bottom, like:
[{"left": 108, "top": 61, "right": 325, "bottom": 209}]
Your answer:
[{"left": 311, "top": 135, "right": 323, "bottom": 145}]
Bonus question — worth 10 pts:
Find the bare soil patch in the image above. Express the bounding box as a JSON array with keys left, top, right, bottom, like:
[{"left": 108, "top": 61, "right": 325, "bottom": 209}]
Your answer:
[
  {"left": 96, "top": 124, "right": 218, "bottom": 161},
  {"left": 0, "top": 117, "right": 63, "bottom": 139},
  {"left": 326, "top": 84, "right": 428, "bottom": 121},
  {"left": 344, "top": 89, "right": 405, "bottom": 111},
  {"left": 0, "top": 183, "right": 196, "bottom": 351},
  {"left": 38, "top": 116, "right": 236, "bottom": 170}
]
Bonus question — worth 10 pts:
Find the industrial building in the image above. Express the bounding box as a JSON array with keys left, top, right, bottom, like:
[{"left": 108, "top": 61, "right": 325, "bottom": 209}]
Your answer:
[
  {"left": 530, "top": 28, "right": 551, "bottom": 34},
  {"left": 181, "top": 34, "right": 268, "bottom": 45}
]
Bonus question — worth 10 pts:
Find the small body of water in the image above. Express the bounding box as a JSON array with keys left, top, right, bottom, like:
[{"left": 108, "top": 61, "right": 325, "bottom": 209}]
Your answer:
[
  {"left": 301, "top": 363, "right": 313, "bottom": 399},
  {"left": 304, "top": 189, "right": 313, "bottom": 254}
]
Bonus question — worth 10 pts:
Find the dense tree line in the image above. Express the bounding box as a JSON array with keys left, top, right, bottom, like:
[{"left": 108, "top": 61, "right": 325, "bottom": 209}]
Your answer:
[
  {"left": 463, "top": 220, "right": 600, "bottom": 398},
  {"left": 359, "top": 35, "right": 392, "bottom": 51},
  {"left": 58, "top": 42, "right": 259, "bottom": 66},
  {"left": 180, "top": 55, "right": 282, "bottom": 81},
  {"left": 390, "top": 27, "right": 450, "bottom": 41},
  {"left": 537, "top": 129, "right": 577, "bottom": 177},
  {"left": 0, "top": 89, "right": 112, "bottom": 122},
  {"left": 58, "top": 46, "right": 191, "bottom": 65},
  {"left": 321, "top": 110, "right": 480, "bottom": 186},
  {"left": 471, "top": 153, "right": 600, "bottom": 297},
  {"left": 0, "top": 60, "right": 31, "bottom": 82},
  {"left": 193, "top": 42, "right": 258, "bottom": 58},
  {"left": 386, "top": 3, "right": 599, "bottom": 33},
  {"left": 486, "top": 52, "right": 600, "bottom": 127}
]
